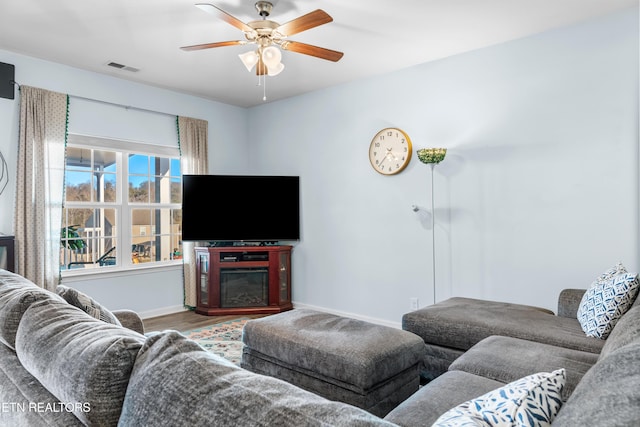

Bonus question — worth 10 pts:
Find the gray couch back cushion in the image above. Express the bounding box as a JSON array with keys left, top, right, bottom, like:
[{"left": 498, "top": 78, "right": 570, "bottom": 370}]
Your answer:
[
  {"left": 552, "top": 341, "right": 640, "bottom": 426},
  {"left": 599, "top": 304, "right": 640, "bottom": 360},
  {"left": 120, "top": 331, "right": 396, "bottom": 427},
  {"left": 15, "top": 298, "right": 145, "bottom": 426},
  {"left": 0, "top": 270, "right": 62, "bottom": 349},
  {"left": 0, "top": 344, "right": 84, "bottom": 427}
]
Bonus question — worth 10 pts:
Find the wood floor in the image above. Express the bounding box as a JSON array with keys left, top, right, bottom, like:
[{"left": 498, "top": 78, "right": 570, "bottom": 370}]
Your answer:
[{"left": 143, "top": 310, "right": 269, "bottom": 333}]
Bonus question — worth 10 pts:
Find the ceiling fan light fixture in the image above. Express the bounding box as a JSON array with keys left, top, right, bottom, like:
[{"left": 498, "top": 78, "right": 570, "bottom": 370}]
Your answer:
[
  {"left": 262, "top": 46, "right": 281, "bottom": 66},
  {"left": 266, "top": 62, "right": 284, "bottom": 76},
  {"left": 238, "top": 50, "right": 259, "bottom": 72},
  {"left": 261, "top": 46, "right": 284, "bottom": 75}
]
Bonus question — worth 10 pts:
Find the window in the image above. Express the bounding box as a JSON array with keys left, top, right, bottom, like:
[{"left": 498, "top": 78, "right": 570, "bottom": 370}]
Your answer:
[{"left": 61, "top": 134, "right": 182, "bottom": 272}]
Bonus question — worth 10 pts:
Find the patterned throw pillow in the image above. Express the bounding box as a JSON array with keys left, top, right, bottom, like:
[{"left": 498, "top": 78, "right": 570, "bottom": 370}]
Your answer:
[
  {"left": 576, "top": 272, "right": 639, "bottom": 339},
  {"left": 432, "top": 369, "right": 565, "bottom": 427},
  {"left": 594, "top": 261, "right": 628, "bottom": 284},
  {"left": 56, "top": 285, "right": 122, "bottom": 326}
]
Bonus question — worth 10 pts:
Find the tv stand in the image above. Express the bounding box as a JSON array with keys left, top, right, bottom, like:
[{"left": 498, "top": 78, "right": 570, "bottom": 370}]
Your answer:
[{"left": 195, "top": 245, "right": 293, "bottom": 316}]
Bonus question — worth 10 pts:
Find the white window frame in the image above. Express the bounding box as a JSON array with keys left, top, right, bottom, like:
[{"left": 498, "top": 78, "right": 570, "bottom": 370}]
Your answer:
[{"left": 62, "top": 133, "right": 182, "bottom": 278}]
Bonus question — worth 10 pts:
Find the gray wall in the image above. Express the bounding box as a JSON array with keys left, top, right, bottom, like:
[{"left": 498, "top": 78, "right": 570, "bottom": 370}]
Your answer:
[
  {"left": 247, "top": 7, "right": 639, "bottom": 323},
  {"left": 0, "top": 7, "right": 637, "bottom": 324}
]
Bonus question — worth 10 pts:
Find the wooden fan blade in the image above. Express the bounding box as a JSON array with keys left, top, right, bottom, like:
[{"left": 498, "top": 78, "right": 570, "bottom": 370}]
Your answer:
[
  {"left": 275, "top": 9, "right": 333, "bottom": 37},
  {"left": 281, "top": 41, "right": 344, "bottom": 62},
  {"left": 180, "top": 40, "right": 244, "bottom": 51},
  {"left": 195, "top": 3, "right": 254, "bottom": 33}
]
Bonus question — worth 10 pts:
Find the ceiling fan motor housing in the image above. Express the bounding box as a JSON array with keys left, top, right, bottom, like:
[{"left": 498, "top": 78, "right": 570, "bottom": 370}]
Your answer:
[
  {"left": 246, "top": 20, "right": 281, "bottom": 46},
  {"left": 255, "top": 1, "right": 273, "bottom": 18}
]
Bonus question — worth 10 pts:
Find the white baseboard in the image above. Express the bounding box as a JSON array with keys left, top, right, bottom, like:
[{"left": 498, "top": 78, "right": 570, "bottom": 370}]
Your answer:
[
  {"left": 138, "top": 305, "right": 189, "bottom": 320},
  {"left": 292, "top": 301, "right": 402, "bottom": 329},
  {"left": 138, "top": 302, "right": 402, "bottom": 329}
]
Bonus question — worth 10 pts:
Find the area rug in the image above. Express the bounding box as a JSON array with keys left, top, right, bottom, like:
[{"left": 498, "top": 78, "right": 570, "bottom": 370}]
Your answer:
[{"left": 181, "top": 318, "right": 251, "bottom": 366}]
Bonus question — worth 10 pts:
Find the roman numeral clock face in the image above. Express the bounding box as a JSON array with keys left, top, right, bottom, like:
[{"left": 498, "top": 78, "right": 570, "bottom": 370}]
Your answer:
[{"left": 368, "top": 128, "right": 413, "bottom": 175}]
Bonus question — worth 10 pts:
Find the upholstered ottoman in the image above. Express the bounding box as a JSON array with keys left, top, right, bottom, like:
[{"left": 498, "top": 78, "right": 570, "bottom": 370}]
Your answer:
[{"left": 240, "top": 309, "right": 426, "bottom": 417}]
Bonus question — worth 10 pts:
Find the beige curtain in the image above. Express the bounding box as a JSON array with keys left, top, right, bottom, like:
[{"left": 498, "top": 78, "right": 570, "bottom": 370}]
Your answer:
[
  {"left": 15, "top": 86, "right": 68, "bottom": 290},
  {"left": 177, "top": 116, "right": 209, "bottom": 308}
]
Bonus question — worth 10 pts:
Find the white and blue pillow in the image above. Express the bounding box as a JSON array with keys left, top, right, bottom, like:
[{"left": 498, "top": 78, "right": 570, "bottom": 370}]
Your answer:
[
  {"left": 577, "top": 264, "right": 639, "bottom": 339},
  {"left": 593, "top": 261, "right": 627, "bottom": 283},
  {"left": 432, "top": 369, "right": 565, "bottom": 427}
]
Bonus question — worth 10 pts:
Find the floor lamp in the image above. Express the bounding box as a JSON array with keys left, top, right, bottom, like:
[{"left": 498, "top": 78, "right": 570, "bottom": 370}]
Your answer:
[{"left": 416, "top": 148, "right": 447, "bottom": 304}]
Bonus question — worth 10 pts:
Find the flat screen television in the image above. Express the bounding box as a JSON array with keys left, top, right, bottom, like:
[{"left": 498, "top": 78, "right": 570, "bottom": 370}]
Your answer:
[{"left": 182, "top": 174, "right": 300, "bottom": 243}]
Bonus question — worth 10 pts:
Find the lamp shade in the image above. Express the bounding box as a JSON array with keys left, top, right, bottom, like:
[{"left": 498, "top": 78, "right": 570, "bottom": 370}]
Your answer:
[
  {"left": 262, "top": 46, "right": 284, "bottom": 76},
  {"left": 262, "top": 46, "right": 281, "bottom": 67},
  {"left": 238, "top": 50, "right": 259, "bottom": 72},
  {"left": 267, "top": 62, "right": 284, "bottom": 76},
  {"left": 417, "top": 148, "right": 447, "bottom": 164}
]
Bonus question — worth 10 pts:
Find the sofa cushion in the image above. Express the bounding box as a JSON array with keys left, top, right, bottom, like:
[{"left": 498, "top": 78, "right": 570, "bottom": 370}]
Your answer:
[
  {"left": 403, "top": 297, "right": 604, "bottom": 354},
  {"left": 56, "top": 284, "right": 122, "bottom": 325},
  {"left": 0, "top": 344, "right": 85, "bottom": 427},
  {"left": 0, "top": 269, "right": 39, "bottom": 292},
  {"left": 0, "top": 270, "right": 63, "bottom": 349},
  {"left": 384, "top": 371, "right": 504, "bottom": 427},
  {"left": 431, "top": 369, "right": 565, "bottom": 427},
  {"left": 576, "top": 272, "right": 639, "bottom": 339},
  {"left": 598, "top": 304, "right": 640, "bottom": 360},
  {"left": 449, "top": 336, "right": 598, "bottom": 401},
  {"left": 552, "top": 342, "right": 640, "bottom": 426},
  {"left": 120, "top": 331, "right": 395, "bottom": 427},
  {"left": 15, "top": 298, "right": 145, "bottom": 426}
]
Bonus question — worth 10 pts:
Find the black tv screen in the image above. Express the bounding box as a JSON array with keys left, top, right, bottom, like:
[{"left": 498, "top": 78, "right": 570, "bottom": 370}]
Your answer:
[{"left": 182, "top": 174, "right": 300, "bottom": 243}]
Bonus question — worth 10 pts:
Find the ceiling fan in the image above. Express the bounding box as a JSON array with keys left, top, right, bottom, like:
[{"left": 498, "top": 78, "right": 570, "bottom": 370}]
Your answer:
[{"left": 181, "top": 1, "right": 344, "bottom": 76}]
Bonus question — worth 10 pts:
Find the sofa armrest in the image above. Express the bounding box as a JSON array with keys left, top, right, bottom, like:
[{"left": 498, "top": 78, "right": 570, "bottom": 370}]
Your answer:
[
  {"left": 113, "top": 309, "right": 145, "bottom": 334},
  {"left": 557, "top": 289, "right": 586, "bottom": 319}
]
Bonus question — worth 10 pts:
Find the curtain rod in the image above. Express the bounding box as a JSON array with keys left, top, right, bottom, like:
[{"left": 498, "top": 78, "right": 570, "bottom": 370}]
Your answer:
[{"left": 10, "top": 79, "right": 177, "bottom": 119}]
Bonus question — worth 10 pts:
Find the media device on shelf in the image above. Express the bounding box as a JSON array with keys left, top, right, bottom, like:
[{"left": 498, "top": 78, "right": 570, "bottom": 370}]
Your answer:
[{"left": 182, "top": 174, "right": 300, "bottom": 245}]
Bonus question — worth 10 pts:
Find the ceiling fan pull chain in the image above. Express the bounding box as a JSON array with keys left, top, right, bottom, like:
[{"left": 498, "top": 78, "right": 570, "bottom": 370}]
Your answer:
[{"left": 263, "top": 73, "right": 267, "bottom": 101}]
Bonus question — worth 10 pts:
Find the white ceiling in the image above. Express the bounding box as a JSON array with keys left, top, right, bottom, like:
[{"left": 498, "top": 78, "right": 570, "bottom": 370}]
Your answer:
[{"left": 0, "top": 0, "right": 636, "bottom": 108}]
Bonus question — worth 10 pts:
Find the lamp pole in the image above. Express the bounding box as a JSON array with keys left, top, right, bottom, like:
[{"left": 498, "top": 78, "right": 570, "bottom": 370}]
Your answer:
[
  {"left": 430, "top": 163, "right": 436, "bottom": 304},
  {"left": 416, "top": 147, "right": 447, "bottom": 306}
]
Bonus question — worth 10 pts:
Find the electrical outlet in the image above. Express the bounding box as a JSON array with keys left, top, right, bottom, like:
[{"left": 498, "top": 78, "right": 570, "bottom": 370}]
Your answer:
[{"left": 410, "top": 297, "right": 419, "bottom": 311}]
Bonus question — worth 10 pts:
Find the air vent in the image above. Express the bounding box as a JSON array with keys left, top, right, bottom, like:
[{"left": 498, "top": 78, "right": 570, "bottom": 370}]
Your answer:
[{"left": 106, "top": 61, "right": 140, "bottom": 73}]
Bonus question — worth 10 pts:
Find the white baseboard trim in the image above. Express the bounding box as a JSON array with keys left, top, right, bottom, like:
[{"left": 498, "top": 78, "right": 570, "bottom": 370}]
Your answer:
[
  {"left": 138, "top": 303, "right": 402, "bottom": 329},
  {"left": 292, "top": 302, "right": 402, "bottom": 329},
  {"left": 138, "top": 305, "right": 189, "bottom": 320}
]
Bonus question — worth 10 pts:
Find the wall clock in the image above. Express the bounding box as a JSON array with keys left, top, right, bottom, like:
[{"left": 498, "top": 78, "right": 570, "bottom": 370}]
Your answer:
[{"left": 368, "top": 127, "right": 413, "bottom": 175}]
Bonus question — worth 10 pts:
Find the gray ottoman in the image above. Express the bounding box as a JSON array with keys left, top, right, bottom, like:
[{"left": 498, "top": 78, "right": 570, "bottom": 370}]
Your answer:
[{"left": 241, "top": 309, "right": 426, "bottom": 417}]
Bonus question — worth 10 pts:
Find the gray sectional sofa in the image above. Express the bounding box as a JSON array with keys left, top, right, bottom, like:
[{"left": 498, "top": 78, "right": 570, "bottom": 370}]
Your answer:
[
  {"left": 402, "top": 289, "right": 605, "bottom": 381},
  {"left": 2, "top": 266, "right": 640, "bottom": 426},
  {"left": 0, "top": 269, "right": 392, "bottom": 426},
  {"left": 388, "top": 288, "right": 640, "bottom": 426}
]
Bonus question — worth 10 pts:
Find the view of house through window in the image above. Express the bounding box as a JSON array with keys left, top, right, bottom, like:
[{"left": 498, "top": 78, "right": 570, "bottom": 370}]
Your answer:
[{"left": 61, "top": 136, "right": 182, "bottom": 271}]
